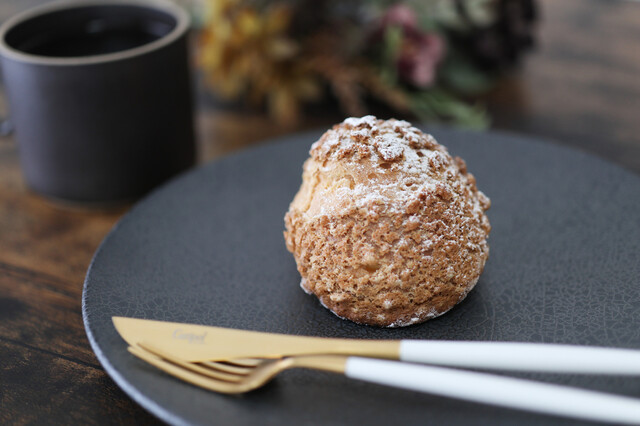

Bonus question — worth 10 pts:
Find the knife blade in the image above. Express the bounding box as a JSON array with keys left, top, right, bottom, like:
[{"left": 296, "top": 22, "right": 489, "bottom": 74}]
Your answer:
[{"left": 112, "top": 316, "right": 400, "bottom": 362}]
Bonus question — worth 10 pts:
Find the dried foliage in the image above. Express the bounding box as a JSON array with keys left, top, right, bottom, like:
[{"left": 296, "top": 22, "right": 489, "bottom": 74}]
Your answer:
[{"left": 199, "top": 0, "right": 537, "bottom": 127}]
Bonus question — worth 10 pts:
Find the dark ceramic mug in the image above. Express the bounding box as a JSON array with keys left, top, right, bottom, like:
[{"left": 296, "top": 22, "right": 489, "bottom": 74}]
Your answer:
[{"left": 0, "top": 0, "right": 195, "bottom": 205}]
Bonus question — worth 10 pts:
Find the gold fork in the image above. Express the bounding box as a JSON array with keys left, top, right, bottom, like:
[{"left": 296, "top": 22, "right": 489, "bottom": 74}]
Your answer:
[{"left": 128, "top": 341, "right": 640, "bottom": 424}]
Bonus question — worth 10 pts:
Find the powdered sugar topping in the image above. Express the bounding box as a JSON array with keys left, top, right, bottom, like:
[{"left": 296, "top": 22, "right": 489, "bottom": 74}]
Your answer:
[
  {"left": 343, "top": 115, "right": 378, "bottom": 127},
  {"left": 305, "top": 116, "right": 488, "bottom": 223}
]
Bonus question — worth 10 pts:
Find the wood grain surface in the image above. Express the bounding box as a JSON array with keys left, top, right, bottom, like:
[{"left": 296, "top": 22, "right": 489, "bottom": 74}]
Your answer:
[{"left": 1, "top": 0, "right": 639, "bottom": 424}]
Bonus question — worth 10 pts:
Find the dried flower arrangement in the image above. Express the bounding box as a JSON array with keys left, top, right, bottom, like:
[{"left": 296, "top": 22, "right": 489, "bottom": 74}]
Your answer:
[{"left": 198, "top": 0, "right": 537, "bottom": 127}]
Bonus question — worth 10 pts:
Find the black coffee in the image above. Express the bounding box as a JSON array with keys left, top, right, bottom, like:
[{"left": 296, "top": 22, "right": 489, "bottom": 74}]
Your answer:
[
  {"left": 5, "top": 5, "right": 176, "bottom": 58},
  {"left": 22, "top": 29, "right": 160, "bottom": 57}
]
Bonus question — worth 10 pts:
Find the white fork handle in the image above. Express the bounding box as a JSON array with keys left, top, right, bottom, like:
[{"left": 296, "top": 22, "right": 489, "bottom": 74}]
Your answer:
[
  {"left": 400, "top": 340, "right": 640, "bottom": 374},
  {"left": 346, "top": 357, "right": 640, "bottom": 424}
]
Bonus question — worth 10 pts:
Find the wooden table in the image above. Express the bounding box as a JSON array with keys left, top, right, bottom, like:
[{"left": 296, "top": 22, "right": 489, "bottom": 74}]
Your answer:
[{"left": 1, "top": 0, "right": 639, "bottom": 423}]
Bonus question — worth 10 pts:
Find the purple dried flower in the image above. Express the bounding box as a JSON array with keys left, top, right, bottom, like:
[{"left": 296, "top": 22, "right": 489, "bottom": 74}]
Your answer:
[
  {"left": 397, "top": 31, "right": 444, "bottom": 88},
  {"left": 376, "top": 3, "right": 445, "bottom": 88},
  {"left": 379, "top": 3, "right": 419, "bottom": 30}
]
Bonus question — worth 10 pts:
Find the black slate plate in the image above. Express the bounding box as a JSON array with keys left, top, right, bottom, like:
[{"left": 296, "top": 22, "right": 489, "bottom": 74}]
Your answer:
[{"left": 83, "top": 128, "right": 640, "bottom": 426}]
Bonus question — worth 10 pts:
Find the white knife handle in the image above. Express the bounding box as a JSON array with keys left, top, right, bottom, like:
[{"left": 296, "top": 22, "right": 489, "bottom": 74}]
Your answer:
[
  {"left": 345, "top": 357, "right": 640, "bottom": 424},
  {"left": 400, "top": 340, "right": 640, "bottom": 374}
]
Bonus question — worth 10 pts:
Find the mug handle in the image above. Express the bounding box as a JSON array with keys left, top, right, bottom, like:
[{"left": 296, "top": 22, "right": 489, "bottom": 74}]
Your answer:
[
  {"left": 0, "top": 117, "right": 12, "bottom": 136},
  {"left": 1, "top": 84, "right": 13, "bottom": 136}
]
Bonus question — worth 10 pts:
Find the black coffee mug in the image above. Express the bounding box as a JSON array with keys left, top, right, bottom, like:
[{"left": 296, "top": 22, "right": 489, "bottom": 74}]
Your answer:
[{"left": 0, "top": 0, "right": 195, "bottom": 205}]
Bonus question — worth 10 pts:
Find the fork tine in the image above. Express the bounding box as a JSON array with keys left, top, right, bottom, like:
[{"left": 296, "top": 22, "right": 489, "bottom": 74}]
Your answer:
[
  {"left": 128, "top": 346, "right": 251, "bottom": 393},
  {"left": 221, "top": 358, "right": 264, "bottom": 367},
  {"left": 137, "top": 342, "right": 244, "bottom": 382},
  {"left": 200, "top": 360, "right": 255, "bottom": 375}
]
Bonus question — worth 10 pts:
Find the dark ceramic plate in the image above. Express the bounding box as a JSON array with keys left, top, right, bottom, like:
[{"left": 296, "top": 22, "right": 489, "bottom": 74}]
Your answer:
[{"left": 83, "top": 128, "right": 640, "bottom": 426}]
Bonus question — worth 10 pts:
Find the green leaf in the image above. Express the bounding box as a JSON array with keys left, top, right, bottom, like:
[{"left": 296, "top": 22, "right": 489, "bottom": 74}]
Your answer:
[
  {"left": 410, "top": 89, "right": 490, "bottom": 130},
  {"left": 379, "top": 25, "right": 403, "bottom": 85},
  {"left": 439, "top": 52, "right": 496, "bottom": 95}
]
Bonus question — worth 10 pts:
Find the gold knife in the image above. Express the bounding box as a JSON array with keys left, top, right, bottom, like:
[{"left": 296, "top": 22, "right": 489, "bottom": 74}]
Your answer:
[
  {"left": 112, "top": 316, "right": 640, "bottom": 374},
  {"left": 113, "top": 316, "right": 398, "bottom": 361}
]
